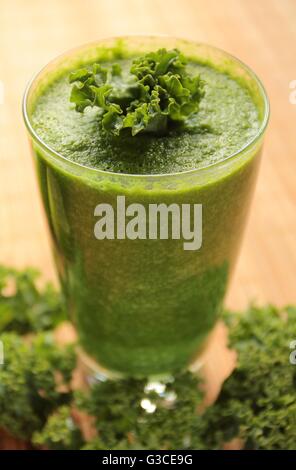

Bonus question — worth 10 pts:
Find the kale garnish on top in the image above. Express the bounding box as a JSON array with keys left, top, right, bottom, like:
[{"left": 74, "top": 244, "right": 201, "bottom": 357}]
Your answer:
[{"left": 69, "top": 48, "right": 204, "bottom": 136}]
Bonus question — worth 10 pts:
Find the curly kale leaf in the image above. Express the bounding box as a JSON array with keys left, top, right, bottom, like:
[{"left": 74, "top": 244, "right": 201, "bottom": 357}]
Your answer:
[
  {"left": 0, "top": 266, "right": 66, "bottom": 334},
  {"left": 69, "top": 49, "right": 204, "bottom": 136},
  {"left": 0, "top": 332, "right": 76, "bottom": 441},
  {"left": 33, "top": 406, "right": 84, "bottom": 450},
  {"left": 202, "top": 305, "right": 296, "bottom": 450}
]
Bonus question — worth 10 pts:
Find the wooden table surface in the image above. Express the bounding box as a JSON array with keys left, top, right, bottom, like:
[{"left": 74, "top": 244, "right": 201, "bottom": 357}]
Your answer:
[{"left": 1, "top": 0, "right": 296, "bottom": 310}]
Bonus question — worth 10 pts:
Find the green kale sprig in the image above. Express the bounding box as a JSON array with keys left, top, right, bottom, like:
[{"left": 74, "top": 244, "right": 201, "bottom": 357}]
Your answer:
[
  {"left": 202, "top": 305, "right": 296, "bottom": 450},
  {"left": 0, "top": 266, "right": 66, "bottom": 334},
  {"left": 69, "top": 48, "right": 204, "bottom": 136},
  {"left": 0, "top": 332, "right": 76, "bottom": 441},
  {"left": 33, "top": 406, "right": 83, "bottom": 450}
]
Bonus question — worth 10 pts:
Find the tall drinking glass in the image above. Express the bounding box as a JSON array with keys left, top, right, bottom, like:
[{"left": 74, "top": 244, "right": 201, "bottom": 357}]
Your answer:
[{"left": 23, "top": 37, "right": 269, "bottom": 377}]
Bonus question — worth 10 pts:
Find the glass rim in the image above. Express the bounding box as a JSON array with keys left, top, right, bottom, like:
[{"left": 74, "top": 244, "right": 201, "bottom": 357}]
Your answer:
[{"left": 22, "top": 35, "right": 270, "bottom": 180}]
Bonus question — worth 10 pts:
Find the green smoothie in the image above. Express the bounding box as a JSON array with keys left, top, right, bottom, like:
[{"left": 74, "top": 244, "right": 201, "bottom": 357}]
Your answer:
[{"left": 23, "top": 37, "right": 269, "bottom": 376}]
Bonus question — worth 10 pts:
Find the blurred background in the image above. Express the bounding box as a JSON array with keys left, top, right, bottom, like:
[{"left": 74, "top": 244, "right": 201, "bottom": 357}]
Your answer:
[{"left": 0, "top": 0, "right": 296, "bottom": 309}]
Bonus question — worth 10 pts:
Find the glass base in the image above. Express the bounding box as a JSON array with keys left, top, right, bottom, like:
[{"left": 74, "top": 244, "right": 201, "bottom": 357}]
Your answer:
[
  {"left": 77, "top": 345, "right": 205, "bottom": 387},
  {"left": 77, "top": 347, "right": 124, "bottom": 384},
  {"left": 77, "top": 347, "right": 206, "bottom": 418}
]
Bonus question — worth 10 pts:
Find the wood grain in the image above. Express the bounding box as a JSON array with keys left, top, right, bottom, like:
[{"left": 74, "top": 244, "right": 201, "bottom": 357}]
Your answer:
[{"left": 0, "top": 0, "right": 296, "bottom": 309}]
